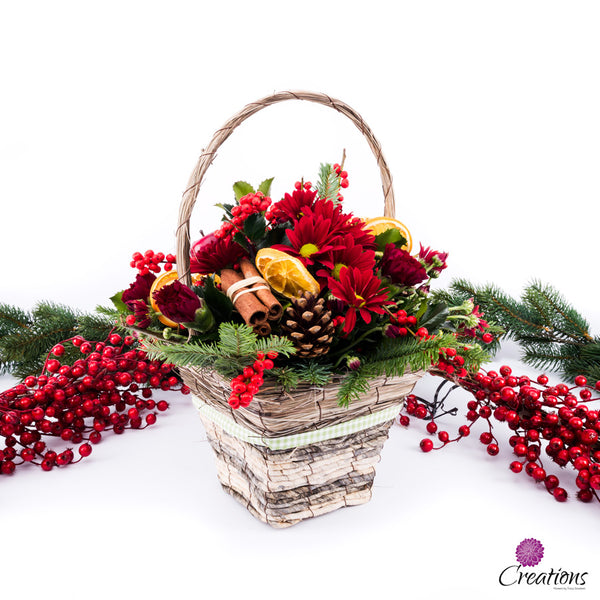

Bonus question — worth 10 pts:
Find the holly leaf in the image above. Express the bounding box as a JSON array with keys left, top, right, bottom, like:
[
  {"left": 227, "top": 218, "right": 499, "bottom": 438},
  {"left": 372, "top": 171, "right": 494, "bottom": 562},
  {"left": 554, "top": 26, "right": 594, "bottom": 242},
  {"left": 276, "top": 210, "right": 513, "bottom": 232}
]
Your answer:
[
  {"left": 233, "top": 181, "right": 255, "bottom": 201},
  {"left": 215, "top": 203, "right": 235, "bottom": 218},
  {"left": 258, "top": 222, "right": 290, "bottom": 250},
  {"left": 233, "top": 232, "right": 250, "bottom": 252},
  {"left": 419, "top": 302, "right": 449, "bottom": 334},
  {"left": 375, "top": 229, "right": 407, "bottom": 252},
  {"left": 109, "top": 291, "right": 130, "bottom": 314},
  {"left": 202, "top": 277, "right": 233, "bottom": 323},
  {"left": 243, "top": 212, "right": 267, "bottom": 244},
  {"left": 258, "top": 177, "right": 274, "bottom": 197}
]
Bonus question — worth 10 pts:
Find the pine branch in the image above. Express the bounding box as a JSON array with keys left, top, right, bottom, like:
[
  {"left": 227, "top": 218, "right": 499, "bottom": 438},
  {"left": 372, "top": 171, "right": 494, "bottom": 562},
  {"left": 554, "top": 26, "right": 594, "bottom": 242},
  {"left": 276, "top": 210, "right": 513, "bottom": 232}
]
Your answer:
[
  {"left": 295, "top": 361, "right": 334, "bottom": 386},
  {"left": 0, "top": 303, "right": 32, "bottom": 336},
  {"left": 143, "top": 323, "right": 296, "bottom": 379},
  {"left": 337, "top": 370, "right": 371, "bottom": 408},
  {"left": 0, "top": 301, "right": 116, "bottom": 379},
  {"left": 524, "top": 281, "right": 591, "bottom": 342},
  {"left": 316, "top": 163, "right": 341, "bottom": 204},
  {"left": 270, "top": 367, "right": 300, "bottom": 392}
]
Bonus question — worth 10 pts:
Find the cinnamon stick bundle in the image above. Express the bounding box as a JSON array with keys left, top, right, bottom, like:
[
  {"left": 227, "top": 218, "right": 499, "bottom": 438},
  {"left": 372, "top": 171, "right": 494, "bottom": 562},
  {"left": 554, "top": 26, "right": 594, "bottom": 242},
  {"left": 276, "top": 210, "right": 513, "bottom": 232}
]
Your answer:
[
  {"left": 220, "top": 269, "right": 267, "bottom": 326},
  {"left": 239, "top": 259, "right": 282, "bottom": 320}
]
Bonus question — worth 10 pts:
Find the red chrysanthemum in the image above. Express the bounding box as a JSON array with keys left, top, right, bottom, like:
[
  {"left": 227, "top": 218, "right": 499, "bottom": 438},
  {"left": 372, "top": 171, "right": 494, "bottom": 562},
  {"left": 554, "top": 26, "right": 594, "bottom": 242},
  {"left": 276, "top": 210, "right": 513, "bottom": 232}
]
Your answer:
[
  {"left": 316, "top": 234, "right": 376, "bottom": 281},
  {"left": 190, "top": 236, "right": 247, "bottom": 275},
  {"left": 304, "top": 199, "right": 376, "bottom": 249},
  {"left": 327, "top": 267, "right": 392, "bottom": 334},
  {"left": 266, "top": 186, "right": 317, "bottom": 223},
  {"left": 272, "top": 212, "right": 344, "bottom": 268},
  {"left": 380, "top": 244, "right": 428, "bottom": 287},
  {"left": 418, "top": 243, "right": 449, "bottom": 276}
]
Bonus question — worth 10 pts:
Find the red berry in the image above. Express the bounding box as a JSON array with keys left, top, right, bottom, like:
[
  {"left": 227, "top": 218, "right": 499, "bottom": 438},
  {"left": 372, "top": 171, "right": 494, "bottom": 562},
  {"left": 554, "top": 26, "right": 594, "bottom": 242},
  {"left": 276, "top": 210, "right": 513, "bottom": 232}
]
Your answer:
[
  {"left": 553, "top": 487, "right": 568, "bottom": 502},
  {"left": 510, "top": 461, "right": 523, "bottom": 473},
  {"left": 420, "top": 438, "right": 434, "bottom": 452},
  {"left": 426, "top": 421, "right": 438, "bottom": 434},
  {"left": 458, "top": 425, "right": 470, "bottom": 437}
]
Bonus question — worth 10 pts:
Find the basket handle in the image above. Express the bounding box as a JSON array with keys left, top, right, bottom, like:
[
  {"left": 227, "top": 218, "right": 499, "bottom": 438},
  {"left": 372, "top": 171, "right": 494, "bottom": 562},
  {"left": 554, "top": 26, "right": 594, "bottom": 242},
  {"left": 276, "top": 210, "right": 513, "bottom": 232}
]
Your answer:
[{"left": 176, "top": 90, "right": 395, "bottom": 286}]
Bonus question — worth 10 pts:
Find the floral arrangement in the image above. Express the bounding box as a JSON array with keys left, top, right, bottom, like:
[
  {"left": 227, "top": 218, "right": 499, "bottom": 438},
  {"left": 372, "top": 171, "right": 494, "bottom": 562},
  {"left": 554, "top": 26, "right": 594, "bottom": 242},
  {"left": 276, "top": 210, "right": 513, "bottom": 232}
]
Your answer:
[{"left": 112, "top": 160, "right": 492, "bottom": 407}]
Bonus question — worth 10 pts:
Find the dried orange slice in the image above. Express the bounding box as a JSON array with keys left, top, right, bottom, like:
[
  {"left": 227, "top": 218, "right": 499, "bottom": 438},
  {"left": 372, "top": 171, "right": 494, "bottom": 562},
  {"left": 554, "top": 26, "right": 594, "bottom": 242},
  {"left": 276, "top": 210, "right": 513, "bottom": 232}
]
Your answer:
[
  {"left": 149, "top": 270, "right": 203, "bottom": 327},
  {"left": 255, "top": 248, "right": 320, "bottom": 298},
  {"left": 363, "top": 216, "right": 413, "bottom": 252},
  {"left": 255, "top": 248, "right": 293, "bottom": 274}
]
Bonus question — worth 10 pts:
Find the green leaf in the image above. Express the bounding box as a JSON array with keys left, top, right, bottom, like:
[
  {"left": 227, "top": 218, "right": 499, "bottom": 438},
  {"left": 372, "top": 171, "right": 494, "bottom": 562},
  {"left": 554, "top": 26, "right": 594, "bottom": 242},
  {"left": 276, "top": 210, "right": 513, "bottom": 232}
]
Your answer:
[
  {"left": 233, "top": 232, "right": 250, "bottom": 252},
  {"left": 110, "top": 291, "right": 130, "bottom": 314},
  {"left": 243, "top": 212, "right": 267, "bottom": 243},
  {"left": 375, "top": 229, "right": 407, "bottom": 252},
  {"left": 258, "top": 177, "right": 274, "bottom": 197},
  {"left": 419, "top": 302, "right": 449, "bottom": 334},
  {"left": 203, "top": 277, "right": 234, "bottom": 323},
  {"left": 215, "top": 203, "right": 235, "bottom": 218},
  {"left": 233, "top": 181, "right": 255, "bottom": 201}
]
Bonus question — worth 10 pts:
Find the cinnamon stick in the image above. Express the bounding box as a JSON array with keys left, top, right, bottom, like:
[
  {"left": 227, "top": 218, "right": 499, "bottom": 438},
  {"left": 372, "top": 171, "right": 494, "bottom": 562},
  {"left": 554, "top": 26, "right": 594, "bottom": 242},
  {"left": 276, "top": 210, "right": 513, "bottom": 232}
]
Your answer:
[
  {"left": 220, "top": 269, "right": 268, "bottom": 325},
  {"left": 253, "top": 322, "right": 271, "bottom": 337},
  {"left": 239, "top": 259, "right": 283, "bottom": 320}
]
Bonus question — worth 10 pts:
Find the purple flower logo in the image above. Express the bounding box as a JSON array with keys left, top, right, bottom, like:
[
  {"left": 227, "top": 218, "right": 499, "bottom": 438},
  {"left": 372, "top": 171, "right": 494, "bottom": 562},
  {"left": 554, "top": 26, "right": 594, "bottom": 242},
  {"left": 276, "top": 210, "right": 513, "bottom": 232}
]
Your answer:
[{"left": 516, "top": 538, "right": 544, "bottom": 566}]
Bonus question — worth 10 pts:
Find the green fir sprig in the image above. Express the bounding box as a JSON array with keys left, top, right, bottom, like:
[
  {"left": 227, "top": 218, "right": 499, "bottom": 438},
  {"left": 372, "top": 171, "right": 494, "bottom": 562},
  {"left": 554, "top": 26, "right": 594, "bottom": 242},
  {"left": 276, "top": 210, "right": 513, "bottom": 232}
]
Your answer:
[
  {"left": 440, "top": 278, "right": 599, "bottom": 382},
  {"left": 336, "top": 333, "right": 489, "bottom": 407},
  {"left": 316, "top": 163, "right": 341, "bottom": 204},
  {"left": 0, "top": 301, "right": 115, "bottom": 379},
  {"left": 143, "top": 322, "right": 296, "bottom": 378}
]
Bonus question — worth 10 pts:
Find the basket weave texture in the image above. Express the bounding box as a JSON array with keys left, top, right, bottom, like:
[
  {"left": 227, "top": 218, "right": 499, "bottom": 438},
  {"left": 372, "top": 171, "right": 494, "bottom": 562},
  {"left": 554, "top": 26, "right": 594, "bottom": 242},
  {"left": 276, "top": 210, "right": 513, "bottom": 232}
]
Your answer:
[
  {"left": 174, "top": 91, "right": 425, "bottom": 526},
  {"left": 181, "top": 368, "right": 423, "bottom": 527}
]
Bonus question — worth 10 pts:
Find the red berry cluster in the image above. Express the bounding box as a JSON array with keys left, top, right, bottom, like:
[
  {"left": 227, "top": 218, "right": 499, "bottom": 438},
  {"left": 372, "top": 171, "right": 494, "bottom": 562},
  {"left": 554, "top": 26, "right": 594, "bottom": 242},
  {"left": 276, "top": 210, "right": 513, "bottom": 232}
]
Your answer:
[
  {"left": 405, "top": 365, "right": 600, "bottom": 504},
  {"left": 228, "top": 351, "right": 278, "bottom": 409},
  {"left": 398, "top": 394, "right": 430, "bottom": 428},
  {"left": 0, "top": 333, "right": 189, "bottom": 476},
  {"left": 387, "top": 310, "right": 430, "bottom": 340},
  {"left": 435, "top": 347, "right": 468, "bottom": 378},
  {"left": 215, "top": 192, "right": 272, "bottom": 240},
  {"left": 130, "top": 250, "right": 176, "bottom": 275},
  {"left": 333, "top": 163, "right": 349, "bottom": 200}
]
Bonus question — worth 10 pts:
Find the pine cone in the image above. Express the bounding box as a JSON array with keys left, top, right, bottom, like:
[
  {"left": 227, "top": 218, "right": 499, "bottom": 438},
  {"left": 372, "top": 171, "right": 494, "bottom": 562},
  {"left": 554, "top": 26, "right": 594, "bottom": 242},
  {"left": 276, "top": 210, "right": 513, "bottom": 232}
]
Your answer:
[{"left": 281, "top": 292, "right": 335, "bottom": 358}]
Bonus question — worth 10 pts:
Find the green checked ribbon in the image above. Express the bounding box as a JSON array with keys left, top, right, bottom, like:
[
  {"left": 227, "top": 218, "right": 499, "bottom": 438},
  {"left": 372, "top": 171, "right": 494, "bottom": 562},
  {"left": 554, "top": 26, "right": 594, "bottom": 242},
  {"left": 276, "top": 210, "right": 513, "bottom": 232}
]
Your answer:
[{"left": 192, "top": 395, "right": 403, "bottom": 450}]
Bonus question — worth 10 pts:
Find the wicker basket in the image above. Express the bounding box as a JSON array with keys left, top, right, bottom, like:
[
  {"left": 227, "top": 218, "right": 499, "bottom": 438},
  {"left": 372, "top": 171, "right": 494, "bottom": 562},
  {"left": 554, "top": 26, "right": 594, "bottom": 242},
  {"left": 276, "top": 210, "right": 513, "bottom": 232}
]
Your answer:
[{"left": 174, "top": 91, "right": 426, "bottom": 527}]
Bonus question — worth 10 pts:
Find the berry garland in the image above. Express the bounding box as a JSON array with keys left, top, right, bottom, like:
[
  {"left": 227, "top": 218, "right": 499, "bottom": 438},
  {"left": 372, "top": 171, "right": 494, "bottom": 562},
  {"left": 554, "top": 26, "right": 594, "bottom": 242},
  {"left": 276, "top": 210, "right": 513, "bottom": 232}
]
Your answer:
[
  {"left": 399, "top": 359, "right": 600, "bottom": 504},
  {"left": 0, "top": 332, "right": 189, "bottom": 475}
]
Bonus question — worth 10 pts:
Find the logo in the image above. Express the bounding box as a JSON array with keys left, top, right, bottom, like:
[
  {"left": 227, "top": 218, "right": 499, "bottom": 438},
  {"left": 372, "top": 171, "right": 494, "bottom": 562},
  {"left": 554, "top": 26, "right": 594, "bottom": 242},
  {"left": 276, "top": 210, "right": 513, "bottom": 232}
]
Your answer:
[
  {"left": 498, "top": 538, "right": 588, "bottom": 590},
  {"left": 515, "top": 538, "right": 544, "bottom": 567}
]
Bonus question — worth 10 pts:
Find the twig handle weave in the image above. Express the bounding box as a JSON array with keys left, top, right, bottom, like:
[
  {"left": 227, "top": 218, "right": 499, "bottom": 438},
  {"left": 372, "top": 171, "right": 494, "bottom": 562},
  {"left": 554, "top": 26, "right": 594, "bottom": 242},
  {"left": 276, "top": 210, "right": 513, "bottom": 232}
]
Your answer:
[{"left": 176, "top": 90, "right": 395, "bottom": 286}]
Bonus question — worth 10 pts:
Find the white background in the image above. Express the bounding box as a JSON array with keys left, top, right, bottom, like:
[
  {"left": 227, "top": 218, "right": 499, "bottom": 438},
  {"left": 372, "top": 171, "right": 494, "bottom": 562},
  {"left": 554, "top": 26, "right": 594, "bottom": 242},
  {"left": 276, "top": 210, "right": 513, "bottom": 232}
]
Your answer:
[{"left": 1, "top": 2, "right": 599, "bottom": 599}]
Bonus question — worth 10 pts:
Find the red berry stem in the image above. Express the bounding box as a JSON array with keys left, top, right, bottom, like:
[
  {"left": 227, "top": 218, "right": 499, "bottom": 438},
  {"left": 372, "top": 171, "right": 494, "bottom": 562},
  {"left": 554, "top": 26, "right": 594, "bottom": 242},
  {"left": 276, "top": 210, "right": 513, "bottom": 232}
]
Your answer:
[
  {"left": 400, "top": 365, "right": 600, "bottom": 504},
  {"left": 0, "top": 332, "right": 190, "bottom": 476}
]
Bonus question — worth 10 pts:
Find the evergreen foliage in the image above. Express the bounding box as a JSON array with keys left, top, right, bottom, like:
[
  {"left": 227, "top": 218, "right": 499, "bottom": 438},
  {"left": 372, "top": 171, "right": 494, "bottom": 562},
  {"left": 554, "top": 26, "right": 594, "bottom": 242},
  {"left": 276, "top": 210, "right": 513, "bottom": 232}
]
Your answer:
[
  {"left": 316, "top": 163, "right": 341, "bottom": 204},
  {"left": 0, "top": 302, "right": 115, "bottom": 379},
  {"left": 143, "top": 323, "right": 296, "bottom": 378},
  {"left": 336, "top": 333, "right": 488, "bottom": 407},
  {"left": 440, "top": 279, "right": 599, "bottom": 382}
]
